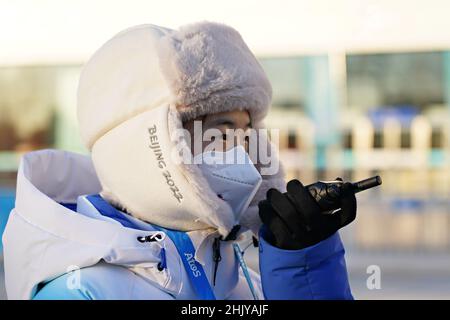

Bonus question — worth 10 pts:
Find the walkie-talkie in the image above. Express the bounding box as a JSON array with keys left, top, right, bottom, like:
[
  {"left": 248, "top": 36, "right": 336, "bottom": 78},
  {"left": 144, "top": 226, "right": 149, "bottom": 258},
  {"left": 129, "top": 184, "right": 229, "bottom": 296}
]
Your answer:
[{"left": 298, "top": 176, "right": 382, "bottom": 214}]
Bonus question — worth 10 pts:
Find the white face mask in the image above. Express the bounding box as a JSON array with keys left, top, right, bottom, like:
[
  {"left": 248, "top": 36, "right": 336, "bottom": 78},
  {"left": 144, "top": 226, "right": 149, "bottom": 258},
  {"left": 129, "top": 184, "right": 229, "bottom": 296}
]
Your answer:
[{"left": 194, "top": 145, "right": 262, "bottom": 222}]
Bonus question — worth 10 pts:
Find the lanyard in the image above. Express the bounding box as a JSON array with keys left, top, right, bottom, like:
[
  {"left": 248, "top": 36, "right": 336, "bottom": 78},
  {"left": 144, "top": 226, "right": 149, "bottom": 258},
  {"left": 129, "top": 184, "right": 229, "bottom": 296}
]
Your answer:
[
  {"left": 86, "top": 194, "right": 262, "bottom": 300},
  {"left": 152, "top": 225, "right": 216, "bottom": 300},
  {"left": 86, "top": 194, "right": 216, "bottom": 299},
  {"left": 233, "top": 243, "right": 259, "bottom": 300}
]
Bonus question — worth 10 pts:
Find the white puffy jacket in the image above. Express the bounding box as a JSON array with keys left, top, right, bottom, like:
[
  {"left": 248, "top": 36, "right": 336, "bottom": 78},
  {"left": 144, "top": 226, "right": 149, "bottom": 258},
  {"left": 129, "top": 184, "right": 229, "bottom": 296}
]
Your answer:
[{"left": 2, "top": 149, "right": 263, "bottom": 299}]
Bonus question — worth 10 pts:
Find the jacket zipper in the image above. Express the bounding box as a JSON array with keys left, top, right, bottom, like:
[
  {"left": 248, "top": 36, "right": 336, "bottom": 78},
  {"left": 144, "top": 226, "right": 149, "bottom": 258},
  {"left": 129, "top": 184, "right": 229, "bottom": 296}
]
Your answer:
[
  {"left": 210, "top": 225, "right": 241, "bottom": 287},
  {"left": 212, "top": 237, "right": 222, "bottom": 286}
]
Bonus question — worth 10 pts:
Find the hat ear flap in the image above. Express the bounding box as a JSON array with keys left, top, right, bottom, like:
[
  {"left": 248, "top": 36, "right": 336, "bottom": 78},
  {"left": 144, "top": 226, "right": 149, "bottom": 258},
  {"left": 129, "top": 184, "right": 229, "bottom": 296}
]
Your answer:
[{"left": 239, "top": 130, "right": 286, "bottom": 236}]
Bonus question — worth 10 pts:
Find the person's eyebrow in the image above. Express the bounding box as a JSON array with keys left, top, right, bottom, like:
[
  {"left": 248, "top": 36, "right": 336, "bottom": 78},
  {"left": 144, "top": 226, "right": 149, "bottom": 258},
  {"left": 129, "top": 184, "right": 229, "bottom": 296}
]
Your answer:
[
  {"left": 207, "top": 118, "right": 252, "bottom": 128},
  {"left": 207, "top": 118, "right": 236, "bottom": 127}
]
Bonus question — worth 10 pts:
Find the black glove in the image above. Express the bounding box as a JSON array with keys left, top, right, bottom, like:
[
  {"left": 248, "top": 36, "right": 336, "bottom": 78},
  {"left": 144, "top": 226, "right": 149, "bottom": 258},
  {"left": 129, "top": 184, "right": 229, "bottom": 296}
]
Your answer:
[{"left": 258, "top": 178, "right": 357, "bottom": 250}]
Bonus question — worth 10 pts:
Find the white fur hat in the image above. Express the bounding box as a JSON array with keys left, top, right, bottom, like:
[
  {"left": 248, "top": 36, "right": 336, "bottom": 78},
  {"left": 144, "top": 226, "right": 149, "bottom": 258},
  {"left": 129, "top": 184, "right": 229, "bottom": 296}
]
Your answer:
[
  {"left": 158, "top": 21, "right": 272, "bottom": 125},
  {"left": 77, "top": 22, "right": 284, "bottom": 237},
  {"left": 78, "top": 21, "right": 272, "bottom": 149}
]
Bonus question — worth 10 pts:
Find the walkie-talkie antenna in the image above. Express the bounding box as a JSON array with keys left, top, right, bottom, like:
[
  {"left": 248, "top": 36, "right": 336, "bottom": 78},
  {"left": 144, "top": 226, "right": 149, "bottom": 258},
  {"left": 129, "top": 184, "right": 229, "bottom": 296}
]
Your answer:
[{"left": 352, "top": 176, "right": 382, "bottom": 193}]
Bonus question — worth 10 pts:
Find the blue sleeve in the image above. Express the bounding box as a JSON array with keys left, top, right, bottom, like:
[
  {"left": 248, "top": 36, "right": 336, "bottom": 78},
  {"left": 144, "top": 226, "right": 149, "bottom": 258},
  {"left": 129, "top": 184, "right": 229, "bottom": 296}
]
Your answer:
[
  {"left": 258, "top": 226, "right": 353, "bottom": 300},
  {"left": 33, "top": 274, "right": 92, "bottom": 300}
]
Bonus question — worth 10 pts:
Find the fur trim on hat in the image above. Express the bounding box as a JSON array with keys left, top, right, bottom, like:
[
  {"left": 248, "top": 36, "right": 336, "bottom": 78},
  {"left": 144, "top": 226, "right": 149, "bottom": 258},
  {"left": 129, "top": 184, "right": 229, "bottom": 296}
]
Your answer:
[
  {"left": 157, "top": 21, "right": 272, "bottom": 124},
  {"left": 79, "top": 22, "right": 284, "bottom": 238}
]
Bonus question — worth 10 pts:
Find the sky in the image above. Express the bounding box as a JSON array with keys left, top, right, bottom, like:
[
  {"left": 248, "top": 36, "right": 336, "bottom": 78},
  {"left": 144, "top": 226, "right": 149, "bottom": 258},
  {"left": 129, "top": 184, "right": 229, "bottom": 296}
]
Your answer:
[{"left": 1, "top": 0, "right": 450, "bottom": 65}]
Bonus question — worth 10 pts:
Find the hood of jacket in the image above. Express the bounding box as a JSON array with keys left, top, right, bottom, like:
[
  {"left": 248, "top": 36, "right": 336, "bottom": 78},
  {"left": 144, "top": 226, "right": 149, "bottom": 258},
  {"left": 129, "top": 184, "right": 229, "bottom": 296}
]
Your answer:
[{"left": 2, "top": 149, "right": 255, "bottom": 299}]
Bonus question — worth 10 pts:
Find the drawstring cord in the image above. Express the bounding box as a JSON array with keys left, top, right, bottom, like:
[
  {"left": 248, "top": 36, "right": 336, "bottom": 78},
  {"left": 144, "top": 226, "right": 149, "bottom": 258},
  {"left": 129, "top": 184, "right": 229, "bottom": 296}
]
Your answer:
[
  {"left": 157, "top": 248, "right": 167, "bottom": 271},
  {"left": 241, "top": 236, "right": 259, "bottom": 252},
  {"left": 137, "top": 231, "right": 167, "bottom": 271},
  {"left": 212, "top": 237, "right": 222, "bottom": 286},
  {"left": 212, "top": 232, "right": 259, "bottom": 297},
  {"left": 137, "top": 231, "right": 165, "bottom": 243},
  {"left": 211, "top": 225, "right": 240, "bottom": 287}
]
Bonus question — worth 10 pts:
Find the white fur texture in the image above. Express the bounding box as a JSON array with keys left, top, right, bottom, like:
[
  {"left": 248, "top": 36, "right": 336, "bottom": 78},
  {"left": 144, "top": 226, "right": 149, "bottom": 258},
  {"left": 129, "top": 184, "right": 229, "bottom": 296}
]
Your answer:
[
  {"left": 78, "top": 22, "right": 285, "bottom": 238},
  {"left": 157, "top": 21, "right": 272, "bottom": 125}
]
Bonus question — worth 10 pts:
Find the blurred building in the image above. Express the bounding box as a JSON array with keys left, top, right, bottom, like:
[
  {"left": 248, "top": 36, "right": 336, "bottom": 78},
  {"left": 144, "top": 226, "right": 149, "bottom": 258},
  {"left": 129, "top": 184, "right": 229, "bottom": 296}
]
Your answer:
[
  {"left": 1, "top": 0, "right": 450, "bottom": 256},
  {"left": 0, "top": 50, "right": 449, "bottom": 254},
  {"left": 259, "top": 52, "right": 450, "bottom": 252}
]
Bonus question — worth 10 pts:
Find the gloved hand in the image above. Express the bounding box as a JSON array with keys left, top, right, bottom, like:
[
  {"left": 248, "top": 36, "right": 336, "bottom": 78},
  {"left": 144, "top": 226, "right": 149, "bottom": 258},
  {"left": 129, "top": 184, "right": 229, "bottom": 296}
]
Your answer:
[{"left": 258, "top": 178, "right": 357, "bottom": 250}]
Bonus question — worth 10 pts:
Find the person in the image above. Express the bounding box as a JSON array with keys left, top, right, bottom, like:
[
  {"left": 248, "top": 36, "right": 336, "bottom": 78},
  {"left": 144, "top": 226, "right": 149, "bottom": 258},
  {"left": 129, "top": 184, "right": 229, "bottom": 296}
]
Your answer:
[{"left": 2, "top": 21, "right": 355, "bottom": 300}]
